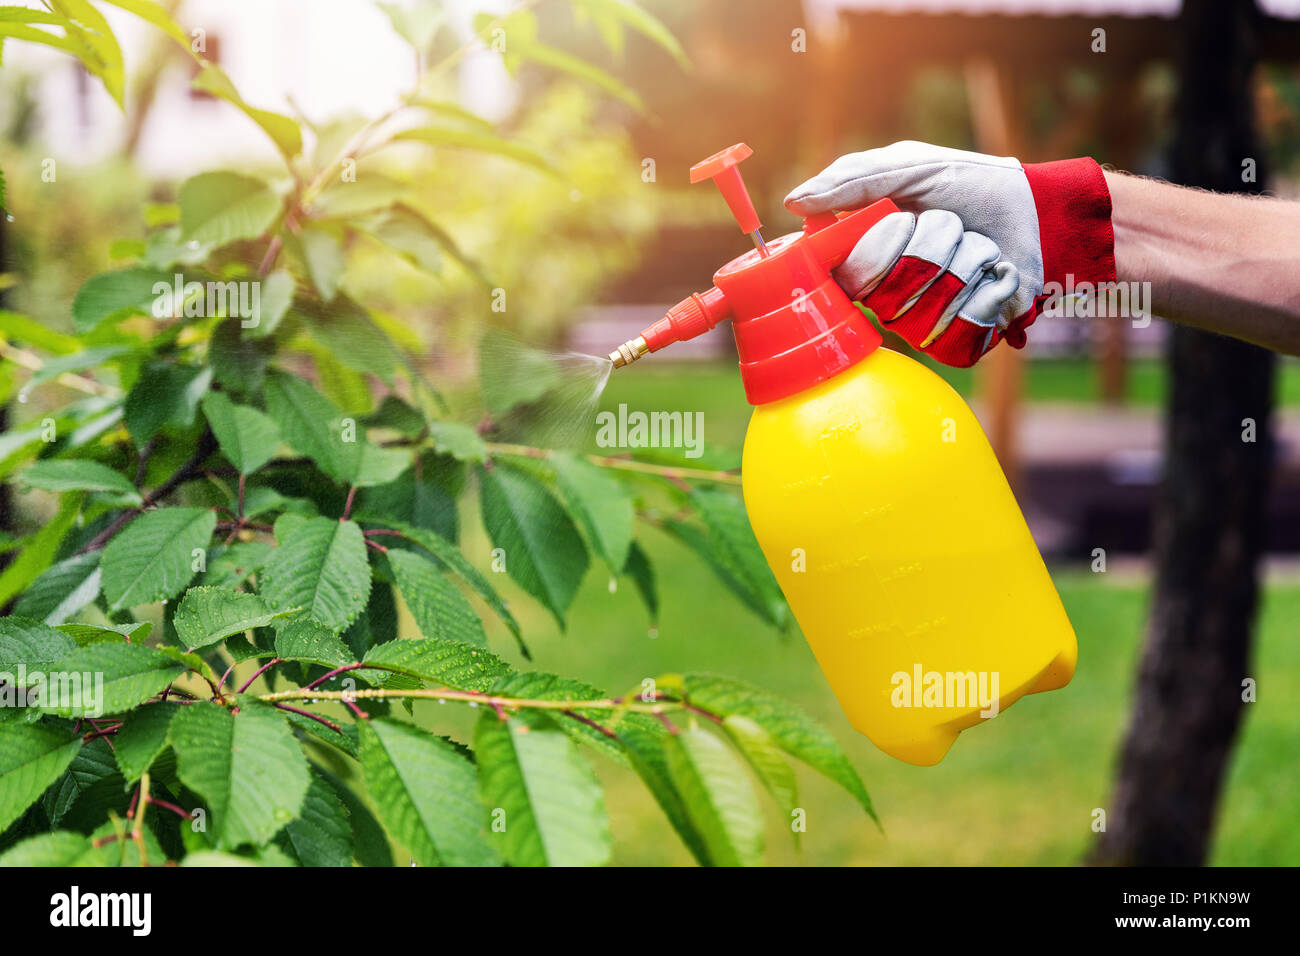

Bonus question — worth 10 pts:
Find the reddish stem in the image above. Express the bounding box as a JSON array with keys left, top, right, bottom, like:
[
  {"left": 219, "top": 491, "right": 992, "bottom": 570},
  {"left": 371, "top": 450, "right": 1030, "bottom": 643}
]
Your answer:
[
  {"left": 237, "top": 657, "right": 282, "bottom": 694},
  {"left": 274, "top": 703, "right": 343, "bottom": 733},
  {"left": 304, "top": 661, "right": 365, "bottom": 691},
  {"left": 145, "top": 796, "right": 191, "bottom": 821},
  {"left": 562, "top": 710, "right": 619, "bottom": 740}
]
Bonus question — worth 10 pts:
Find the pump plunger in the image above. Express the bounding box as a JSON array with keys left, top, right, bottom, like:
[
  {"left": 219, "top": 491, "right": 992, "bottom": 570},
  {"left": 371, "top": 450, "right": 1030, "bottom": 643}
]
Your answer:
[{"left": 609, "top": 143, "right": 765, "bottom": 368}]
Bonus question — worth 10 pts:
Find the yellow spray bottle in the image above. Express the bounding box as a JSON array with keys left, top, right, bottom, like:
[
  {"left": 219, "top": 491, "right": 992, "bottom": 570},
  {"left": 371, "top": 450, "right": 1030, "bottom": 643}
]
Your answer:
[{"left": 609, "top": 144, "right": 1076, "bottom": 765}]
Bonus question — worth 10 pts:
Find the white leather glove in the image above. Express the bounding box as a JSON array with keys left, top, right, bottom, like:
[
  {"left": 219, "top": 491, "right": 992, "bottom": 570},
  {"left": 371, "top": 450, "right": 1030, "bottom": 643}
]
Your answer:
[{"left": 785, "top": 141, "right": 1116, "bottom": 366}]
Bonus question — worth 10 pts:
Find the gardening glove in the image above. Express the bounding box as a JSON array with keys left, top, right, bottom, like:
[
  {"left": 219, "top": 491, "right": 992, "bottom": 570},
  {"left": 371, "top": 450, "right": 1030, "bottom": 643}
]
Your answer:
[{"left": 785, "top": 141, "right": 1116, "bottom": 367}]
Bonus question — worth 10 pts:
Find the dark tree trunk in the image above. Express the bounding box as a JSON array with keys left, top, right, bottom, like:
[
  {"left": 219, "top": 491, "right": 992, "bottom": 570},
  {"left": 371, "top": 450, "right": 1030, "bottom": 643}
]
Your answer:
[{"left": 1093, "top": 0, "right": 1274, "bottom": 866}]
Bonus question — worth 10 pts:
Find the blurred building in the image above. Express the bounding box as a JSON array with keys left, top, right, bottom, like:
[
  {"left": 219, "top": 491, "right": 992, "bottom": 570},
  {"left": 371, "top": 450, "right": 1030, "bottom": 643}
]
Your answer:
[{"left": 0, "top": 0, "right": 517, "bottom": 178}]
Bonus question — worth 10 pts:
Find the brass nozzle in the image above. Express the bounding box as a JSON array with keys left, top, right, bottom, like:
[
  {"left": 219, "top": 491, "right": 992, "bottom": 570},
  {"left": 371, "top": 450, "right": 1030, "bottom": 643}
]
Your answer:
[{"left": 608, "top": 335, "right": 649, "bottom": 369}]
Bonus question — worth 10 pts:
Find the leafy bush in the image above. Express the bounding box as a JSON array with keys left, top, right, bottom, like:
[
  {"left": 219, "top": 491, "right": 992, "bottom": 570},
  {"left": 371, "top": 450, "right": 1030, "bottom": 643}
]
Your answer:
[{"left": 0, "top": 0, "right": 874, "bottom": 867}]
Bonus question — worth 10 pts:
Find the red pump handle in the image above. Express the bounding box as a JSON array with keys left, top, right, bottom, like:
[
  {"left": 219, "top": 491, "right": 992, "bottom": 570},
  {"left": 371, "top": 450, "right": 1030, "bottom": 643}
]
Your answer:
[{"left": 690, "top": 143, "right": 762, "bottom": 236}]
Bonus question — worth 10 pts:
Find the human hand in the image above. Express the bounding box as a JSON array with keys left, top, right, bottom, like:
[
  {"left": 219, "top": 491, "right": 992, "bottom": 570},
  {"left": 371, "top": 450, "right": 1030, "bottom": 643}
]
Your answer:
[{"left": 785, "top": 141, "right": 1115, "bottom": 366}]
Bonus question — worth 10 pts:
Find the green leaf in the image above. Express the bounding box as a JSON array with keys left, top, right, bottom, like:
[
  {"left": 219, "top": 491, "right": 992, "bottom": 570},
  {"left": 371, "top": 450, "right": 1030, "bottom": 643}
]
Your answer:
[
  {"left": 474, "top": 710, "right": 611, "bottom": 867},
  {"left": 279, "top": 771, "right": 352, "bottom": 867},
  {"left": 518, "top": 39, "right": 644, "bottom": 110},
  {"left": 20, "top": 459, "right": 140, "bottom": 502},
  {"left": 361, "top": 637, "right": 510, "bottom": 692},
  {"left": 38, "top": 643, "right": 185, "bottom": 717},
  {"left": 273, "top": 618, "right": 352, "bottom": 667},
  {"left": 168, "top": 699, "right": 310, "bottom": 849},
  {"left": 622, "top": 541, "right": 658, "bottom": 624},
  {"left": 357, "top": 203, "right": 443, "bottom": 275},
  {"left": 378, "top": 0, "right": 444, "bottom": 49},
  {"left": 44, "top": 736, "right": 121, "bottom": 827},
  {"left": 201, "top": 392, "right": 281, "bottom": 475},
  {"left": 0, "top": 830, "right": 101, "bottom": 866},
  {"left": 17, "top": 347, "right": 127, "bottom": 396},
  {"left": 100, "top": 0, "right": 190, "bottom": 51},
  {"left": 666, "top": 489, "right": 787, "bottom": 627},
  {"left": 12, "top": 551, "right": 101, "bottom": 624},
  {"left": 71, "top": 268, "right": 170, "bottom": 333},
  {"left": 0, "top": 618, "right": 76, "bottom": 674},
  {"left": 618, "top": 716, "right": 711, "bottom": 865},
  {"left": 478, "top": 462, "right": 589, "bottom": 630},
  {"left": 209, "top": 319, "right": 274, "bottom": 398},
  {"left": 357, "top": 452, "right": 460, "bottom": 542},
  {"left": 311, "top": 172, "right": 407, "bottom": 219},
  {"left": 291, "top": 223, "right": 345, "bottom": 300},
  {"left": 665, "top": 724, "right": 764, "bottom": 867},
  {"left": 260, "top": 516, "right": 371, "bottom": 631},
  {"left": 383, "top": 204, "right": 492, "bottom": 286},
  {"left": 0, "top": 21, "right": 83, "bottom": 63},
  {"left": 551, "top": 454, "right": 634, "bottom": 572},
  {"left": 358, "top": 717, "right": 499, "bottom": 866},
  {"left": 173, "top": 586, "right": 293, "bottom": 650},
  {"left": 191, "top": 63, "right": 302, "bottom": 160},
  {"left": 387, "top": 548, "right": 486, "bottom": 648},
  {"left": 294, "top": 296, "right": 398, "bottom": 382},
  {"left": 722, "top": 714, "right": 799, "bottom": 844},
  {"left": 394, "top": 126, "right": 556, "bottom": 174},
  {"left": 359, "top": 518, "right": 521, "bottom": 645},
  {"left": 575, "top": 0, "right": 690, "bottom": 69},
  {"left": 178, "top": 171, "right": 280, "bottom": 245},
  {"left": 248, "top": 268, "right": 294, "bottom": 338},
  {"left": 143, "top": 225, "right": 214, "bottom": 268},
  {"left": 409, "top": 96, "right": 493, "bottom": 132},
  {"left": 680, "top": 674, "right": 876, "bottom": 824},
  {"left": 124, "top": 361, "right": 213, "bottom": 443},
  {"left": 362, "top": 395, "right": 426, "bottom": 437},
  {"left": 426, "top": 422, "right": 483, "bottom": 465},
  {"left": 317, "top": 768, "right": 391, "bottom": 866},
  {"left": 57, "top": 621, "right": 151, "bottom": 646},
  {"left": 0, "top": 309, "right": 80, "bottom": 354},
  {"left": 263, "top": 371, "right": 356, "bottom": 484},
  {"left": 101, "top": 507, "right": 217, "bottom": 611},
  {"left": 0, "top": 721, "right": 82, "bottom": 833},
  {"left": 113, "top": 701, "right": 179, "bottom": 785},
  {"left": 51, "top": 0, "right": 126, "bottom": 105},
  {"left": 0, "top": 493, "right": 81, "bottom": 608},
  {"left": 353, "top": 442, "right": 412, "bottom": 488}
]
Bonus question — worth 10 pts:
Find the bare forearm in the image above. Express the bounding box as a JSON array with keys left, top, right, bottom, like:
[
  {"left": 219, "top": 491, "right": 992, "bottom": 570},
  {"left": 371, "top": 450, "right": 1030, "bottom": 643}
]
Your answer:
[{"left": 1105, "top": 170, "right": 1300, "bottom": 354}]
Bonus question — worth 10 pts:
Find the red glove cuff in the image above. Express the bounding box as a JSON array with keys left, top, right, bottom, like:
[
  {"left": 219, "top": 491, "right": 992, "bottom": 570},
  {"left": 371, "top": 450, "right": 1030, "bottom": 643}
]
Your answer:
[{"left": 1022, "top": 157, "right": 1117, "bottom": 289}]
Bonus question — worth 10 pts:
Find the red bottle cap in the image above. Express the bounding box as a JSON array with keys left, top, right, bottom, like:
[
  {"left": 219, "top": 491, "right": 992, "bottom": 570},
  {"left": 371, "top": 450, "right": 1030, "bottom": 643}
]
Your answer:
[{"left": 640, "top": 145, "right": 899, "bottom": 405}]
